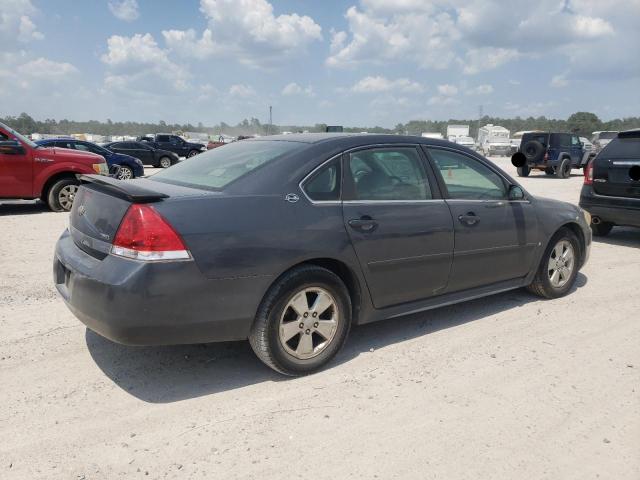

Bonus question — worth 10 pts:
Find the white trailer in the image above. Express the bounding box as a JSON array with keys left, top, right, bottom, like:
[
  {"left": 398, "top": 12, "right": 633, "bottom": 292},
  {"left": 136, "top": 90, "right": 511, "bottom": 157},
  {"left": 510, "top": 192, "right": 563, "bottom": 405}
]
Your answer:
[
  {"left": 421, "top": 132, "right": 444, "bottom": 139},
  {"left": 477, "top": 124, "right": 511, "bottom": 156},
  {"left": 446, "top": 124, "right": 469, "bottom": 141}
]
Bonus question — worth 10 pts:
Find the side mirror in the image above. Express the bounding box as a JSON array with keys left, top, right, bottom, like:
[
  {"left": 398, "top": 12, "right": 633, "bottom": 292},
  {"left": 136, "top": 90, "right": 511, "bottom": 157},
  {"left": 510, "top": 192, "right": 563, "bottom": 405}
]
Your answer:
[
  {"left": 508, "top": 185, "right": 525, "bottom": 201},
  {"left": 0, "top": 140, "right": 25, "bottom": 155}
]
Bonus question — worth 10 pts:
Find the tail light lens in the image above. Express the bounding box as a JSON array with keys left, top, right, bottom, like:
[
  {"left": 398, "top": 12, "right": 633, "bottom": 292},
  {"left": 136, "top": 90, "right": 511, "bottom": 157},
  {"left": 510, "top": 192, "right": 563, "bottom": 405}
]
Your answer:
[
  {"left": 111, "top": 204, "right": 190, "bottom": 261},
  {"left": 584, "top": 160, "right": 594, "bottom": 185}
]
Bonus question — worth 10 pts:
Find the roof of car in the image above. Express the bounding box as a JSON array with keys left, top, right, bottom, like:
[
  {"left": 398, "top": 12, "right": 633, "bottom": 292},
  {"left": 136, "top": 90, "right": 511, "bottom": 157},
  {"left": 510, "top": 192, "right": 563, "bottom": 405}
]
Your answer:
[{"left": 248, "top": 132, "right": 454, "bottom": 147}]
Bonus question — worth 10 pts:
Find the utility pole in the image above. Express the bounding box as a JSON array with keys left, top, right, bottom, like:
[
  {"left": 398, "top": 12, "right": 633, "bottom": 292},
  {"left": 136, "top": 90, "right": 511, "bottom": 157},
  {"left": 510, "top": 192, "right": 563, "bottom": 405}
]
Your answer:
[{"left": 269, "top": 105, "right": 272, "bottom": 136}]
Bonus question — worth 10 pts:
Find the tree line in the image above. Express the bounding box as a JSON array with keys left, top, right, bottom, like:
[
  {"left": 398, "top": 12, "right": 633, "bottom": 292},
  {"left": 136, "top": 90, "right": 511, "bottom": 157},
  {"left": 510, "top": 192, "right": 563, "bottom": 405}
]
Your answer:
[{"left": 2, "top": 111, "right": 638, "bottom": 139}]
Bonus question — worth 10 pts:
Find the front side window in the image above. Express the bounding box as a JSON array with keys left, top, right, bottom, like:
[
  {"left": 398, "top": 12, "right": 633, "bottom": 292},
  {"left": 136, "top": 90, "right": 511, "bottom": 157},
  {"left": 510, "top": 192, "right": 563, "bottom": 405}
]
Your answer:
[
  {"left": 346, "top": 147, "right": 431, "bottom": 201},
  {"left": 429, "top": 149, "right": 507, "bottom": 200},
  {"left": 303, "top": 160, "right": 341, "bottom": 201},
  {"left": 571, "top": 135, "right": 580, "bottom": 146},
  {"left": 156, "top": 135, "right": 170, "bottom": 142}
]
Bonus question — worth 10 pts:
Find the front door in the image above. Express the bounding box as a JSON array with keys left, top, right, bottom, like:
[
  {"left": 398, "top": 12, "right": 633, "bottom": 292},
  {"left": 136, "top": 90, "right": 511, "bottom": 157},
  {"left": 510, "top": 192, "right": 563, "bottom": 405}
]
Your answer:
[
  {"left": 0, "top": 136, "right": 32, "bottom": 198},
  {"left": 342, "top": 146, "right": 454, "bottom": 308},
  {"left": 426, "top": 147, "right": 538, "bottom": 293}
]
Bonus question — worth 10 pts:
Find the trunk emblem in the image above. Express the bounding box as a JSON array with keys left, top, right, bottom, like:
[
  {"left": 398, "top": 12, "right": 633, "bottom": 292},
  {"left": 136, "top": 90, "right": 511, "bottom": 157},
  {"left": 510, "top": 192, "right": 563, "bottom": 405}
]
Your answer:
[
  {"left": 285, "top": 193, "right": 299, "bottom": 203},
  {"left": 78, "top": 205, "right": 86, "bottom": 216}
]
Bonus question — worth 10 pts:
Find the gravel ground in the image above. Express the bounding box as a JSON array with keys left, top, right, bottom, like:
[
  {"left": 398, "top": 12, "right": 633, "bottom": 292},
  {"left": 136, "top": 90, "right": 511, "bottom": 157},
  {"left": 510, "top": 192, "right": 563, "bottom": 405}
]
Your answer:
[{"left": 1, "top": 158, "right": 638, "bottom": 479}]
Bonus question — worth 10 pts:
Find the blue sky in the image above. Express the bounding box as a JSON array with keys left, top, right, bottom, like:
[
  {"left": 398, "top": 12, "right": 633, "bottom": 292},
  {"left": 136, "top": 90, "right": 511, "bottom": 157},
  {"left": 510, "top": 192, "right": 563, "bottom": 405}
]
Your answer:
[{"left": 1, "top": 0, "right": 638, "bottom": 127}]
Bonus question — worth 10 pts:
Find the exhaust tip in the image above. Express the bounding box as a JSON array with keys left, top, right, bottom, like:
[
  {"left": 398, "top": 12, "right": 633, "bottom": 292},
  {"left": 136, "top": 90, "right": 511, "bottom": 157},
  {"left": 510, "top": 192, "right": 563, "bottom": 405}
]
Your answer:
[{"left": 592, "top": 216, "right": 601, "bottom": 225}]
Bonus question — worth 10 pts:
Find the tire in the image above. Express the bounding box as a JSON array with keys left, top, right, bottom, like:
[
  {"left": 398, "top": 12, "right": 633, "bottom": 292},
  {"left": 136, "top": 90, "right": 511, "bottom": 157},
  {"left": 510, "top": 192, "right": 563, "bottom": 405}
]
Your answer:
[
  {"left": 116, "top": 165, "right": 134, "bottom": 180},
  {"left": 590, "top": 221, "right": 613, "bottom": 237},
  {"left": 545, "top": 167, "right": 555, "bottom": 175},
  {"left": 187, "top": 150, "right": 199, "bottom": 158},
  {"left": 556, "top": 158, "right": 571, "bottom": 179},
  {"left": 527, "top": 228, "right": 580, "bottom": 299},
  {"left": 523, "top": 140, "right": 544, "bottom": 163},
  {"left": 517, "top": 165, "right": 530, "bottom": 177},
  {"left": 159, "top": 156, "right": 172, "bottom": 168},
  {"left": 47, "top": 177, "right": 80, "bottom": 212},
  {"left": 249, "top": 265, "right": 352, "bottom": 376}
]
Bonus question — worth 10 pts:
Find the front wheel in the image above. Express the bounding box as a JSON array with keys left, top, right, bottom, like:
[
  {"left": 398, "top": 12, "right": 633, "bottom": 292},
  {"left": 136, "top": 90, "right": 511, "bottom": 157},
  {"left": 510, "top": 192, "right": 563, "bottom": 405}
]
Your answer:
[
  {"left": 556, "top": 158, "right": 571, "bottom": 179},
  {"left": 47, "top": 178, "right": 79, "bottom": 212},
  {"left": 249, "top": 265, "right": 352, "bottom": 376},
  {"left": 187, "top": 150, "right": 199, "bottom": 158},
  {"left": 527, "top": 228, "right": 580, "bottom": 299},
  {"left": 116, "top": 165, "right": 134, "bottom": 180},
  {"left": 158, "top": 156, "right": 172, "bottom": 168}
]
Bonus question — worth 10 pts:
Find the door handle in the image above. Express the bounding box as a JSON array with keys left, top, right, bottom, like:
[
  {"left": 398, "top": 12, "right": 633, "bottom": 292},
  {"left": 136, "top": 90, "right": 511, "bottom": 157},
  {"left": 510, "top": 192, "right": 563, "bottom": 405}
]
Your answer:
[
  {"left": 458, "top": 212, "right": 480, "bottom": 226},
  {"left": 348, "top": 216, "right": 378, "bottom": 233}
]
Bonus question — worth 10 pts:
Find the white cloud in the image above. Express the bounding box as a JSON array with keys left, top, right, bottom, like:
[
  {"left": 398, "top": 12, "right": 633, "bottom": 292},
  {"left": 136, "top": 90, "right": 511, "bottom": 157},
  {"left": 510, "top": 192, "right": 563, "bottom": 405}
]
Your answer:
[
  {"left": 108, "top": 0, "right": 139, "bottom": 22},
  {"left": 462, "top": 47, "right": 519, "bottom": 75},
  {"left": 282, "top": 82, "right": 314, "bottom": 97},
  {"left": 427, "top": 95, "right": 459, "bottom": 106},
  {"left": 0, "top": 0, "right": 43, "bottom": 44},
  {"left": 437, "top": 84, "right": 458, "bottom": 96},
  {"left": 467, "top": 84, "right": 494, "bottom": 95},
  {"left": 165, "top": 0, "right": 322, "bottom": 67},
  {"left": 351, "top": 76, "right": 424, "bottom": 93},
  {"left": 229, "top": 84, "right": 256, "bottom": 98},
  {"left": 18, "top": 57, "right": 77, "bottom": 78},
  {"left": 101, "top": 33, "right": 188, "bottom": 93},
  {"left": 550, "top": 73, "right": 569, "bottom": 88}
]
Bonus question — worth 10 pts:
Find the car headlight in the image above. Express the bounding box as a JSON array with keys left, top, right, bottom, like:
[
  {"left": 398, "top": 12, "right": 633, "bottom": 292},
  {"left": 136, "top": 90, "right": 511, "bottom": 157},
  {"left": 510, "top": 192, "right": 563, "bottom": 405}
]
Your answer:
[{"left": 93, "top": 162, "right": 109, "bottom": 175}]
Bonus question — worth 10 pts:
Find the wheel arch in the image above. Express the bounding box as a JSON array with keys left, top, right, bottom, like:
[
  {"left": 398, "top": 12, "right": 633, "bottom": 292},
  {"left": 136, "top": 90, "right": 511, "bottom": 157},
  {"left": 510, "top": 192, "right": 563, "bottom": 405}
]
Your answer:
[{"left": 40, "top": 172, "right": 78, "bottom": 201}]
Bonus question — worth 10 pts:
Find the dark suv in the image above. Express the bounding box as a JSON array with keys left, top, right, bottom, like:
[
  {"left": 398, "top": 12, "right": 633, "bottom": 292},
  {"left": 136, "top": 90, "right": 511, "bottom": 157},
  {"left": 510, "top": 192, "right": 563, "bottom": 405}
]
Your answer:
[
  {"left": 580, "top": 129, "right": 640, "bottom": 236},
  {"left": 512, "top": 132, "right": 587, "bottom": 179},
  {"left": 140, "top": 134, "right": 206, "bottom": 158}
]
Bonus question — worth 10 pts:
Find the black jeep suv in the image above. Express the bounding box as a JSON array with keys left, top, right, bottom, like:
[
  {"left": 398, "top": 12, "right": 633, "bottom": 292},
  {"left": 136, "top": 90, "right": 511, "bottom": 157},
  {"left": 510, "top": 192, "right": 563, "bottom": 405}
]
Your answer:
[
  {"left": 580, "top": 129, "right": 640, "bottom": 236},
  {"left": 512, "top": 132, "right": 587, "bottom": 179},
  {"left": 139, "top": 134, "right": 207, "bottom": 158}
]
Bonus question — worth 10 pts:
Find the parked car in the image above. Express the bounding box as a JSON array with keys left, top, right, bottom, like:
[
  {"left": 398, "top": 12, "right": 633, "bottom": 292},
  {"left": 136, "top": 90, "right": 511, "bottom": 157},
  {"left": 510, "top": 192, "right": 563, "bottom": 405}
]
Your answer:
[
  {"left": 579, "top": 137, "right": 594, "bottom": 153},
  {"left": 580, "top": 129, "right": 640, "bottom": 236},
  {"left": 36, "top": 139, "right": 144, "bottom": 180},
  {"left": 103, "top": 141, "right": 178, "bottom": 168},
  {"left": 54, "top": 134, "right": 591, "bottom": 375},
  {"left": 207, "top": 136, "right": 228, "bottom": 150},
  {"left": 139, "top": 133, "right": 207, "bottom": 158},
  {"left": 453, "top": 136, "right": 475, "bottom": 149},
  {"left": 512, "top": 132, "right": 587, "bottom": 178},
  {"left": 477, "top": 124, "right": 511, "bottom": 156},
  {"left": 0, "top": 122, "right": 108, "bottom": 211},
  {"left": 591, "top": 131, "right": 618, "bottom": 154}
]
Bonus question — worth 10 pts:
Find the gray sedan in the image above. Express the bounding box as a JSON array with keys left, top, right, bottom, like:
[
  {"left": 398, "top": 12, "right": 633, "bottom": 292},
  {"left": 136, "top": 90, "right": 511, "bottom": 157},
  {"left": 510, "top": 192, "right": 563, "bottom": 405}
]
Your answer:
[{"left": 54, "top": 134, "right": 591, "bottom": 375}]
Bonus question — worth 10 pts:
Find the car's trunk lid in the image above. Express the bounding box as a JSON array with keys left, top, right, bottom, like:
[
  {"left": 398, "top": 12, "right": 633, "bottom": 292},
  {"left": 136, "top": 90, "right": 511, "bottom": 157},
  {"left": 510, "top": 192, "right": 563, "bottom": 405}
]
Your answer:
[
  {"left": 69, "top": 175, "right": 214, "bottom": 259},
  {"left": 592, "top": 135, "right": 640, "bottom": 198}
]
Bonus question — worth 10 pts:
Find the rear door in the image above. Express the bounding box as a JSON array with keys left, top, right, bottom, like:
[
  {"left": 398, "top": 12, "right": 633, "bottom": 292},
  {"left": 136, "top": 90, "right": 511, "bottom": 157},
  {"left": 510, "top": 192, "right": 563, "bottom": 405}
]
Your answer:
[
  {"left": 340, "top": 145, "right": 454, "bottom": 308},
  {"left": 425, "top": 147, "right": 538, "bottom": 292},
  {"left": 593, "top": 136, "right": 640, "bottom": 198}
]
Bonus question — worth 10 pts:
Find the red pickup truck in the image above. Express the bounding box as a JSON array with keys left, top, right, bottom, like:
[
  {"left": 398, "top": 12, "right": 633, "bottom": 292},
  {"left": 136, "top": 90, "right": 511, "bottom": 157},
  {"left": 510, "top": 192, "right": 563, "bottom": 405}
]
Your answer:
[{"left": 0, "top": 122, "right": 108, "bottom": 211}]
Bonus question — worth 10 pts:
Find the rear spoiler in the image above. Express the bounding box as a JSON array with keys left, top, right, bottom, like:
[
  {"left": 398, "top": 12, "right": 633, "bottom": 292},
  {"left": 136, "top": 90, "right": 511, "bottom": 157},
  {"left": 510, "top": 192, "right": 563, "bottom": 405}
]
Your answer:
[{"left": 78, "top": 174, "right": 169, "bottom": 202}]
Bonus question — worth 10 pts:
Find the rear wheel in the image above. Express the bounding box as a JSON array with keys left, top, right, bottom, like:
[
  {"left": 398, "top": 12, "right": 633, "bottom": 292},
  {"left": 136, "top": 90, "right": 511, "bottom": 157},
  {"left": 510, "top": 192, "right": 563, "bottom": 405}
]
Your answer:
[
  {"left": 591, "top": 221, "right": 613, "bottom": 237},
  {"left": 249, "top": 265, "right": 352, "bottom": 376},
  {"left": 517, "top": 165, "right": 530, "bottom": 177},
  {"left": 556, "top": 158, "right": 571, "bottom": 179},
  {"left": 159, "top": 156, "right": 172, "bottom": 168},
  {"left": 187, "top": 150, "right": 199, "bottom": 158},
  {"left": 47, "top": 178, "right": 79, "bottom": 212},
  {"left": 527, "top": 228, "right": 580, "bottom": 299}
]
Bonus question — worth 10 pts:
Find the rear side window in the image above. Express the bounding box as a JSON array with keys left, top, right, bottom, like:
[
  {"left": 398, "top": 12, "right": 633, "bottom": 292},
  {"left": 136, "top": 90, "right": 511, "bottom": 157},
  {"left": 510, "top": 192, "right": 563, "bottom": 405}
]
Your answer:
[
  {"left": 600, "top": 137, "right": 640, "bottom": 158},
  {"left": 345, "top": 147, "right": 432, "bottom": 201},
  {"left": 153, "top": 140, "right": 304, "bottom": 190},
  {"left": 303, "top": 160, "right": 341, "bottom": 201},
  {"left": 156, "top": 135, "right": 170, "bottom": 142}
]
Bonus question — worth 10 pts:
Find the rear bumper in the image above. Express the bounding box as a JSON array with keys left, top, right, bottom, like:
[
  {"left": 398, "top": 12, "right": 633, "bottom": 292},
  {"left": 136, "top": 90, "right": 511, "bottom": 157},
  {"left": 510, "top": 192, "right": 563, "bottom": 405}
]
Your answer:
[
  {"left": 54, "top": 229, "right": 271, "bottom": 345},
  {"left": 579, "top": 186, "right": 640, "bottom": 227}
]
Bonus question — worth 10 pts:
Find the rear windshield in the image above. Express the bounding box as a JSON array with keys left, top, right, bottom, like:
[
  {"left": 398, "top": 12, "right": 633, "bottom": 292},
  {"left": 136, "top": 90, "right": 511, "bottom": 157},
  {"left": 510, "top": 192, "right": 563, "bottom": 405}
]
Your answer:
[
  {"left": 152, "top": 140, "right": 304, "bottom": 190},
  {"left": 597, "top": 132, "right": 618, "bottom": 140},
  {"left": 598, "top": 137, "right": 640, "bottom": 158},
  {"left": 523, "top": 133, "right": 549, "bottom": 145}
]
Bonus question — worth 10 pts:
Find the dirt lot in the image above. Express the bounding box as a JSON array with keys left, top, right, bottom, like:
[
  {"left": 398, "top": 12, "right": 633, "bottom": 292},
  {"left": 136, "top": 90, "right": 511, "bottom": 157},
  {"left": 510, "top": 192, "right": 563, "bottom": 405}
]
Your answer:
[{"left": 1, "top": 158, "right": 639, "bottom": 479}]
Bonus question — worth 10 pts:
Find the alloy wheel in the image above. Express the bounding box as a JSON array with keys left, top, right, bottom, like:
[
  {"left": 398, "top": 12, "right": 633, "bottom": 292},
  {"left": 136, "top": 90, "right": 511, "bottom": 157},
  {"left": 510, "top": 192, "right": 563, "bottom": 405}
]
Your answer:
[
  {"left": 58, "top": 185, "right": 78, "bottom": 211},
  {"left": 278, "top": 287, "right": 339, "bottom": 360},
  {"left": 117, "top": 167, "right": 133, "bottom": 180},
  {"left": 160, "top": 158, "right": 171, "bottom": 168},
  {"left": 547, "top": 240, "right": 575, "bottom": 288}
]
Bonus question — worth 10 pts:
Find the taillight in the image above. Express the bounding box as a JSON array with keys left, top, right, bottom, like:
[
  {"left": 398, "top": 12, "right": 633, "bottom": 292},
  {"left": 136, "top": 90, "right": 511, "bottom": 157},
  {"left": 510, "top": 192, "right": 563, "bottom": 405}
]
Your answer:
[
  {"left": 544, "top": 152, "right": 549, "bottom": 162},
  {"left": 584, "top": 161, "right": 594, "bottom": 185},
  {"left": 111, "top": 204, "right": 190, "bottom": 261}
]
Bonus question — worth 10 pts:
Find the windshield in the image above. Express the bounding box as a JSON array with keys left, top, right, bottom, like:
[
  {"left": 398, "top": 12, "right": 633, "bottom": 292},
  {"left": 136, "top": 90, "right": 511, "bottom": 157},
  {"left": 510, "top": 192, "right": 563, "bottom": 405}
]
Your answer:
[
  {"left": 0, "top": 122, "right": 37, "bottom": 148},
  {"left": 153, "top": 140, "right": 304, "bottom": 190}
]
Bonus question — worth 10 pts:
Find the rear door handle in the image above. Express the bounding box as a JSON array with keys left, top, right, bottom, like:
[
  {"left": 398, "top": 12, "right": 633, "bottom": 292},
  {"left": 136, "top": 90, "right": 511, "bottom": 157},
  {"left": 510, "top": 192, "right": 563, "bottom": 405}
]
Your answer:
[
  {"left": 348, "top": 216, "right": 378, "bottom": 233},
  {"left": 458, "top": 212, "right": 480, "bottom": 226}
]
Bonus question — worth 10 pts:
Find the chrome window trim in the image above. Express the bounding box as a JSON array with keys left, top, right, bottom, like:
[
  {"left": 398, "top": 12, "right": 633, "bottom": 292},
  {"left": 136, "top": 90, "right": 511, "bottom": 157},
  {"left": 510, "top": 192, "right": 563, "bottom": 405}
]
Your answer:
[
  {"left": 342, "top": 199, "right": 445, "bottom": 205},
  {"left": 298, "top": 153, "right": 343, "bottom": 205}
]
